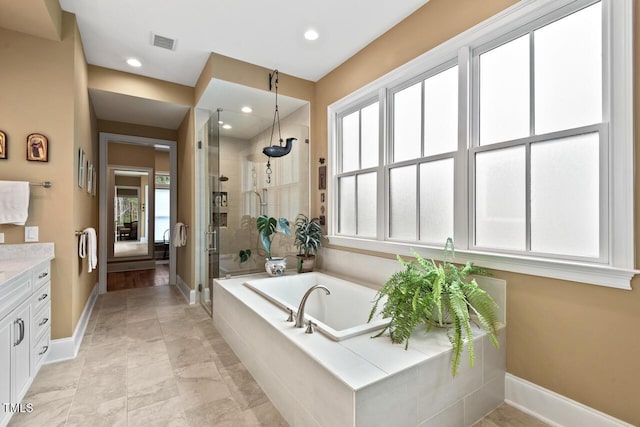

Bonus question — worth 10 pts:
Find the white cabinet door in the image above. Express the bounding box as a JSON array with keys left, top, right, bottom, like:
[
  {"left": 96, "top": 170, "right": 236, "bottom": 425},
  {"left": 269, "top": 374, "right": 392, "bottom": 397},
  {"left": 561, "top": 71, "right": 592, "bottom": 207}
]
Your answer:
[
  {"left": 0, "top": 319, "right": 11, "bottom": 425},
  {"left": 11, "top": 303, "right": 30, "bottom": 403}
]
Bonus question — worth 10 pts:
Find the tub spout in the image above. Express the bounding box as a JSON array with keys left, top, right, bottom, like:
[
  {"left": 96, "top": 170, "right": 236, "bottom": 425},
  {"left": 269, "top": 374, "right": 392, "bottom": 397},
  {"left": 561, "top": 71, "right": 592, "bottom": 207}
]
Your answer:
[{"left": 295, "top": 285, "right": 330, "bottom": 328}]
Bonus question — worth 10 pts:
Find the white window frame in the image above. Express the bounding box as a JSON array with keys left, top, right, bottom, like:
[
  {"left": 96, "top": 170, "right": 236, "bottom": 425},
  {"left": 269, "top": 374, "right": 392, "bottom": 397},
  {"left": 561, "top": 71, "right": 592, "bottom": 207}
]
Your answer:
[{"left": 328, "top": 0, "right": 636, "bottom": 289}]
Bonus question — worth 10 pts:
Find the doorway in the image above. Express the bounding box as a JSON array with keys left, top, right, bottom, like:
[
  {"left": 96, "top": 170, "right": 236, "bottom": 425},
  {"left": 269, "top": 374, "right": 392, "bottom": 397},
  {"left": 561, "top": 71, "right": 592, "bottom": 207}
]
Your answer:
[{"left": 98, "top": 133, "right": 178, "bottom": 294}]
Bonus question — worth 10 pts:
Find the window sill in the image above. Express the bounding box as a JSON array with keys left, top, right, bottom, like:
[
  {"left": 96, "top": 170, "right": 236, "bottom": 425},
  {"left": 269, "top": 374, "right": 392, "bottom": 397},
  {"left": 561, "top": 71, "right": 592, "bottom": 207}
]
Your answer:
[{"left": 328, "top": 236, "right": 637, "bottom": 290}]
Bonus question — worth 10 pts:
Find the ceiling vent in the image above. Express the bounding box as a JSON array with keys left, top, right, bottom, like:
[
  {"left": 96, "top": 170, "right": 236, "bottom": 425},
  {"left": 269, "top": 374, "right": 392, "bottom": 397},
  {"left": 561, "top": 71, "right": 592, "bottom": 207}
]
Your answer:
[{"left": 151, "top": 33, "right": 177, "bottom": 51}]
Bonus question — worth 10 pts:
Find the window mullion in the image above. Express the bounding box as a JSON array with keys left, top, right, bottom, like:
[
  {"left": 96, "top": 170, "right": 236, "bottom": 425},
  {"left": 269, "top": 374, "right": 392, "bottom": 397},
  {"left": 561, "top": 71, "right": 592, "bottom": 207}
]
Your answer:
[
  {"left": 529, "top": 30, "right": 536, "bottom": 137},
  {"left": 457, "top": 47, "right": 471, "bottom": 250},
  {"left": 378, "top": 87, "right": 387, "bottom": 242},
  {"left": 525, "top": 142, "right": 532, "bottom": 252}
]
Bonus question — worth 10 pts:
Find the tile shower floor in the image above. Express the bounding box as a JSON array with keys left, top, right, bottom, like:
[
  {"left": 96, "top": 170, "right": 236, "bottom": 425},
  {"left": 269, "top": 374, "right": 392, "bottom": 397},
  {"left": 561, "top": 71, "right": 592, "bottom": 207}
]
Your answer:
[{"left": 8, "top": 285, "right": 547, "bottom": 427}]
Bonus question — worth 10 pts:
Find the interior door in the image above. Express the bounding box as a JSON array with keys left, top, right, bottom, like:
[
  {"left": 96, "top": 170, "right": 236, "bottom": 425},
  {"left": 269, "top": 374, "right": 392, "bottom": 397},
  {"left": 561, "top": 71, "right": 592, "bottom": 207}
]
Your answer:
[{"left": 201, "top": 110, "right": 221, "bottom": 315}]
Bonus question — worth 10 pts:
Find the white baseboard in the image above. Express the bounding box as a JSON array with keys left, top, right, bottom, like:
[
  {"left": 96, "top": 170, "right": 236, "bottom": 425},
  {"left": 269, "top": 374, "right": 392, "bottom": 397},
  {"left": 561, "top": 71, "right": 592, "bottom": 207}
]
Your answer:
[
  {"left": 505, "top": 373, "right": 632, "bottom": 427},
  {"left": 45, "top": 282, "right": 98, "bottom": 364},
  {"left": 176, "top": 275, "right": 196, "bottom": 304}
]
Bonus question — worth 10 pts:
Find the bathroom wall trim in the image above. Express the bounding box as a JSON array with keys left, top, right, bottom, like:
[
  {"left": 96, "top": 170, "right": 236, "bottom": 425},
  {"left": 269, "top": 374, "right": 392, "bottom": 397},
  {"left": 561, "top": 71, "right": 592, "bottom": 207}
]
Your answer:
[
  {"left": 176, "top": 275, "right": 196, "bottom": 304},
  {"left": 45, "top": 282, "right": 98, "bottom": 364},
  {"left": 505, "top": 374, "right": 633, "bottom": 427}
]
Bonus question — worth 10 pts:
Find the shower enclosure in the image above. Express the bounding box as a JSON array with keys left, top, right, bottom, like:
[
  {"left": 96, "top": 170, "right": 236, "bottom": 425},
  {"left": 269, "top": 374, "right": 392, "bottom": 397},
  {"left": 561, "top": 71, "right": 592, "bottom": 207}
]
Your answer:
[{"left": 199, "top": 100, "right": 310, "bottom": 315}]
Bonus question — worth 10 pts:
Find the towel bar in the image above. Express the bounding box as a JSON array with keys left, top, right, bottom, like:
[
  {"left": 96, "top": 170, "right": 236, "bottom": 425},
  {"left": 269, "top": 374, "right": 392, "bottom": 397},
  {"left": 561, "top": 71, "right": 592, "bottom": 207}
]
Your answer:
[{"left": 29, "top": 181, "right": 52, "bottom": 188}]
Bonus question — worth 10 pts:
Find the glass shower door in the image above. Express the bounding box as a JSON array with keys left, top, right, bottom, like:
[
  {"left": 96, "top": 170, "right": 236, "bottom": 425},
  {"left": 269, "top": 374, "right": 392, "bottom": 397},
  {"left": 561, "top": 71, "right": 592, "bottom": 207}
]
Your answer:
[{"left": 201, "top": 110, "right": 221, "bottom": 315}]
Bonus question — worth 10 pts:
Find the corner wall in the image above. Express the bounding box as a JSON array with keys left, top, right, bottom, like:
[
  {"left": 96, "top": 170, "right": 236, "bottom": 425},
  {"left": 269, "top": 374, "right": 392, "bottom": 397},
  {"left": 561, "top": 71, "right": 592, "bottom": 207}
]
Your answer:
[
  {"left": 313, "top": 0, "right": 640, "bottom": 424},
  {"left": 0, "top": 13, "right": 97, "bottom": 340}
]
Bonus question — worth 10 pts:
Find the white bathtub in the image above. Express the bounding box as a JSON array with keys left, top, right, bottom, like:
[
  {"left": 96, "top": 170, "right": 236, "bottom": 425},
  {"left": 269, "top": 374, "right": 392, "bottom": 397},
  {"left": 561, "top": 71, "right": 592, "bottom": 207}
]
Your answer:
[{"left": 244, "top": 272, "right": 388, "bottom": 341}]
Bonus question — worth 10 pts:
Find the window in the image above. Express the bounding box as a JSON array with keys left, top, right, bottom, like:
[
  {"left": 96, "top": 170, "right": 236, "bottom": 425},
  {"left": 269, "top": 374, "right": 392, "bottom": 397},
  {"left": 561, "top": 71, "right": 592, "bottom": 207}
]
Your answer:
[
  {"left": 329, "top": 0, "right": 634, "bottom": 289},
  {"left": 336, "top": 100, "right": 380, "bottom": 238}
]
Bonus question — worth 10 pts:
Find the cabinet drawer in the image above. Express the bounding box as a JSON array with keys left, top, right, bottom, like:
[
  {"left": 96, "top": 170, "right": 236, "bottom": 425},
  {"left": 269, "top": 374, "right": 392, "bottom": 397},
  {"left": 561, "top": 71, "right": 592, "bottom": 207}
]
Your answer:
[
  {"left": 0, "top": 274, "right": 32, "bottom": 320},
  {"left": 31, "top": 328, "right": 50, "bottom": 372},
  {"left": 33, "top": 263, "right": 51, "bottom": 290},
  {"left": 31, "top": 304, "right": 50, "bottom": 344},
  {"left": 31, "top": 282, "right": 50, "bottom": 314}
]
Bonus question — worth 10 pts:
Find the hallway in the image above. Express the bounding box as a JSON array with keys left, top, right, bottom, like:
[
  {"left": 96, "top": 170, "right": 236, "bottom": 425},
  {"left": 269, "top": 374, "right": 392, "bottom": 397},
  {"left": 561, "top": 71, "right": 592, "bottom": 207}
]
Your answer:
[
  {"left": 9, "top": 285, "right": 287, "bottom": 426},
  {"left": 106, "top": 264, "right": 170, "bottom": 292}
]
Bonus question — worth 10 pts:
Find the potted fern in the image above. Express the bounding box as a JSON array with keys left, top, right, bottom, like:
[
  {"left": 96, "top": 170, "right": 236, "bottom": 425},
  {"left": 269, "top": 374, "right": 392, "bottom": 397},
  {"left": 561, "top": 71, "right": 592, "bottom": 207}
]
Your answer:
[
  {"left": 293, "top": 214, "right": 325, "bottom": 273},
  {"left": 368, "top": 247, "right": 499, "bottom": 376},
  {"left": 256, "top": 215, "right": 291, "bottom": 276}
]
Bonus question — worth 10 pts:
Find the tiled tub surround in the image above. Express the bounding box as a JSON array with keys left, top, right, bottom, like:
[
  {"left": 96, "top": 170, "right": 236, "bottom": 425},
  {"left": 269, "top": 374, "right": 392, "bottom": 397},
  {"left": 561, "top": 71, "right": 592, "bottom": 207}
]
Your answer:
[{"left": 214, "top": 273, "right": 506, "bottom": 427}]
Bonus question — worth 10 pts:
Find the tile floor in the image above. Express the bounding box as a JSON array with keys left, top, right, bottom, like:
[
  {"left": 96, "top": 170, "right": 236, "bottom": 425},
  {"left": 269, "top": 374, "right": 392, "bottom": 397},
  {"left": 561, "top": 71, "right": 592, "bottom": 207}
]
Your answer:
[{"left": 8, "top": 285, "right": 547, "bottom": 427}]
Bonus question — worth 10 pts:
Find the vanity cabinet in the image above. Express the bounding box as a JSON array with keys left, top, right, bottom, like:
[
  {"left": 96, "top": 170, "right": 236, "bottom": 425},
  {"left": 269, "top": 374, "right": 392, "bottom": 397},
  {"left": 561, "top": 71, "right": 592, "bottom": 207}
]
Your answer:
[{"left": 0, "top": 260, "right": 51, "bottom": 427}]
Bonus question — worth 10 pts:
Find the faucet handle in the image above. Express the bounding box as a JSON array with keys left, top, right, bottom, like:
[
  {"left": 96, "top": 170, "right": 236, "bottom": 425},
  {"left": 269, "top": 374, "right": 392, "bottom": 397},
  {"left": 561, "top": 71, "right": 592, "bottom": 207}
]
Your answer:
[
  {"left": 286, "top": 308, "right": 295, "bottom": 322},
  {"left": 305, "top": 321, "right": 316, "bottom": 334}
]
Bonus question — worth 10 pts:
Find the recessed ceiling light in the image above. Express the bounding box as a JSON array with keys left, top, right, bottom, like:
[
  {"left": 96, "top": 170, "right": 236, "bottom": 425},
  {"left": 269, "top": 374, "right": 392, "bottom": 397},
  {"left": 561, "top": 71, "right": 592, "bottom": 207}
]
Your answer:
[
  {"left": 241, "top": 106, "right": 253, "bottom": 113},
  {"left": 222, "top": 124, "right": 232, "bottom": 130},
  {"left": 304, "top": 29, "right": 319, "bottom": 41},
  {"left": 218, "top": 120, "right": 224, "bottom": 124},
  {"left": 126, "top": 58, "right": 142, "bottom": 67}
]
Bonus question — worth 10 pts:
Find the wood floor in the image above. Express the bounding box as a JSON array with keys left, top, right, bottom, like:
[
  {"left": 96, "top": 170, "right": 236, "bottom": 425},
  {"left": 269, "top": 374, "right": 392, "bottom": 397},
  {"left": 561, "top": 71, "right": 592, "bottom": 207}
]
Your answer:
[{"left": 106, "top": 264, "right": 169, "bottom": 292}]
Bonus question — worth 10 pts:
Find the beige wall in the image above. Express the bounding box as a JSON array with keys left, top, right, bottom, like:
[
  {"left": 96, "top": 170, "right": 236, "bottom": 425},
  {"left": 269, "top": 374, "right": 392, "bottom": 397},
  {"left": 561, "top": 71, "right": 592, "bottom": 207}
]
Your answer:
[
  {"left": 314, "top": 0, "right": 639, "bottom": 424},
  {"left": 0, "top": 13, "right": 97, "bottom": 339},
  {"left": 176, "top": 109, "right": 196, "bottom": 289},
  {"left": 155, "top": 150, "right": 170, "bottom": 173}
]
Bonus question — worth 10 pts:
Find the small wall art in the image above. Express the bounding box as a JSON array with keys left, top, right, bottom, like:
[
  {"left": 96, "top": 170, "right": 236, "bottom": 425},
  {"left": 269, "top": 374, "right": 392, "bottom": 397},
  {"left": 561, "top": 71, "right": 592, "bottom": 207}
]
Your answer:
[
  {"left": 0, "top": 130, "right": 6, "bottom": 160},
  {"left": 87, "top": 163, "right": 93, "bottom": 194},
  {"left": 26, "top": 133, "right": 48, "bottom": 162},
  {"left": 91, "top": 168, "right": 97, "bottom": 196},
  {"left": 78, "top": 148, "right": 85, "bottom": 188}
]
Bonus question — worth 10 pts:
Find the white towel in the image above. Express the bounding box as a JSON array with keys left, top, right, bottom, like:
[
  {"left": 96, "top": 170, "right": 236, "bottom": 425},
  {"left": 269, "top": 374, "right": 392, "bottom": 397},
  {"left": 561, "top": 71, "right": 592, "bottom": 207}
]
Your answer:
[
  {"left": 0, "top": 181, "right": 30, "bottom": 225},
  {"left": 79, "top": 227, "right": 98, "bottom": 273},
  {"left": 173, "top": 222, "right": 187, "bottom": 247}
]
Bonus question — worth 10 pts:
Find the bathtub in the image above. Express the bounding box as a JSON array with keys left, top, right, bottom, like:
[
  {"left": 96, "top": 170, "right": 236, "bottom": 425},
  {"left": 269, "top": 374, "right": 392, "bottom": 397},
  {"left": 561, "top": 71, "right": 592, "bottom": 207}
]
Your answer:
[
  {"left": 214, "top": 272, "right": 506, "bottom": 427},
  {"left": 244, "top": 272, "right": 388, "bottom": 341}
]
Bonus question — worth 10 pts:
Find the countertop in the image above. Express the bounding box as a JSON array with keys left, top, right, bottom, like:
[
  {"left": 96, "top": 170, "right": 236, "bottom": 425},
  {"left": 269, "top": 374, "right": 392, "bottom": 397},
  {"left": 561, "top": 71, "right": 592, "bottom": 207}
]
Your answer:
[{"left": 0, "top": 243, "right": 55, "bottom": 286}]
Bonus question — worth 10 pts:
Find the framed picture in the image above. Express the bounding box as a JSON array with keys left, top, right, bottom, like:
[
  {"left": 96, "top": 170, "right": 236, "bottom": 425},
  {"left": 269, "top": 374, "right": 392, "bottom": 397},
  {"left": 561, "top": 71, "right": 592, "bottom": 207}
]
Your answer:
[
  {"left": 87, "top": 163, "right": 93, "bottom": 194},
  {"left": 78, "top": 148, "right": 85, "bottom": 188},
  {"left": 26, "top": 133, "right": 48, "bottom": 162},
  {"left": 0, "top": 130, "right": 6, "bottom": 160},
  {"left": 318, "top": 165, "right": 327, "bottom": 190},
  {"left": 91, "top": 168, "right": 97, "bottom": 196}
]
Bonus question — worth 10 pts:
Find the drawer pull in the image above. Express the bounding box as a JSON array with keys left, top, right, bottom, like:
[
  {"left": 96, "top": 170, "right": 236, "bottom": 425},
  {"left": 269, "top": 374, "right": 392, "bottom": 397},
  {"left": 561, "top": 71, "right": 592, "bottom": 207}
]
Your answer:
[
  {"left": 38, "top": 293, "right": 48, "bottom": 301},
  {"left": 38, "top": 272, "right": 48, "bottom": 279},
  {"left": 39, "top": 345, "right": 49, "bottom": 356},
  {"left": 39, "top": 317, "right": 49, "bottom": 327}
]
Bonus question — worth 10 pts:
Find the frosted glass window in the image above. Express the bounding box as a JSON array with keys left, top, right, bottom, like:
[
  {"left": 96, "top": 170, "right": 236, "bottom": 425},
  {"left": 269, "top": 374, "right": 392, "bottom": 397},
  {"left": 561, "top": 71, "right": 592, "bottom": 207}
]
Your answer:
[
  {"left": 357, "top": 173, "right": 377, "bottom": 237},
  {"left": 531, "top": 133, "right": 599, "bottom": 257},
  {"left": 389, "top": 166, "right": 417, "bottom": 240},
  {"left": 535, "top": 3, "right": 602, "bottom": 135},
  {"left": 480, "top": 35, "right": 530, "bottom": 145},
  {"left": 424, "top": 66, "right": 458, "bottom": 156},
  {"left": 420, "top": 159, "right": 454, "bottom": 244},
  {"left": 361, "top": 102, "right": 379, "bottom": 169},
  {"left": 339, "top": 176, "right": 356, "bottom": 235},
  {"left": 341, "top": 111, "right": 359, "bottom": 173},
  {"left": 475, "top": 146, "right": 526, "bottom": 250},
  {"left": 393, "top": 82, "right": 422, "bottom": 162}
]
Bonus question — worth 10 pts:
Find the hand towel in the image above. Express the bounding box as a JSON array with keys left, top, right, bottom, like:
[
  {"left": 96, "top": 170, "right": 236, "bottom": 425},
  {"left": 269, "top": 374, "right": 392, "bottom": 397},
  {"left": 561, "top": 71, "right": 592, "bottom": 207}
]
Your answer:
[
  {"left": 0, "top": 181, "right": 30, "bottom": 225},
  {"left": 173, "top": 222, "right": 187, "bottom": 247},
  {"left": 85, "top": 227, "right": 97, "bottom": 273},
  {"left": 79, "top": 232, "right": 87, "bottom": 259},
  {"left": 82, "top": 227, "right": 98, "bottom": 273}
]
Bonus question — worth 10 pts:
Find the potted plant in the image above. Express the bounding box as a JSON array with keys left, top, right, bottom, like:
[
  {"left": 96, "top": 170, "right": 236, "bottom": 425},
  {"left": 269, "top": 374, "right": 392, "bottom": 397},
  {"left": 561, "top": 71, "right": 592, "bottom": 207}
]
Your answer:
[
  {"left": 368, "top": 247, "right": 499, "bottom": 376},
  {"left": 256, "top": 214, "right": 291, "bottom": 276},
  {"left": 293, "top": 214, "right": 325, "bottom": 273}
]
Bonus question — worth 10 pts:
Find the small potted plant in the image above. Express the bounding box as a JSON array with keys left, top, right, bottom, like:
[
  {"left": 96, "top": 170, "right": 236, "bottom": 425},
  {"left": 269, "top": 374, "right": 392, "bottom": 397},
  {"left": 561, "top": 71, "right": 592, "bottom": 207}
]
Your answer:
[
  {"left": 256, "top": 214, "right": 291, "bottom": 276},
  {"left": 294, "top": 214, "right": 325, "bottom": 273},
  {"left": 368, "top": 244, "right": 499, "bottom": 376}
]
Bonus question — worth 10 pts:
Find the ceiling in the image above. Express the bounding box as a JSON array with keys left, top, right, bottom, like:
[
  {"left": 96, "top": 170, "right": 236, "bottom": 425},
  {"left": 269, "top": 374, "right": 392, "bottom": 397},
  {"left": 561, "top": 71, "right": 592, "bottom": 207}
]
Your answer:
[
  {"left": 58, "top": 0, "right": 430, "bottom": 85},
  {"left": 196, "top": 79, "right": 308, "bottom": 140}
]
